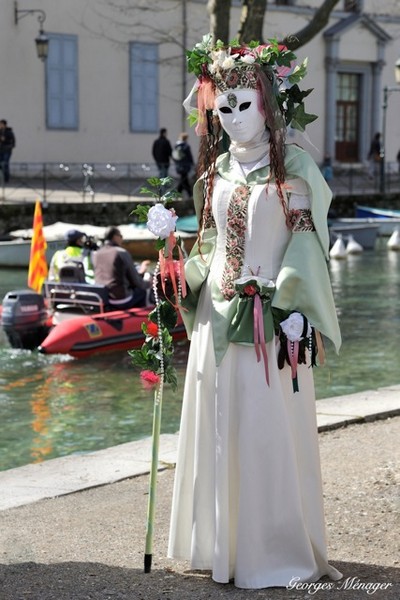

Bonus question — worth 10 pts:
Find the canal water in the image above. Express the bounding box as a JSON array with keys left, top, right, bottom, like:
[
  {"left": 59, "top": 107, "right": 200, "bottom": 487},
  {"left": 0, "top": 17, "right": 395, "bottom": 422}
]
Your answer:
[{"left": 1, "top": 241, "right": 399, "bottom": 471}]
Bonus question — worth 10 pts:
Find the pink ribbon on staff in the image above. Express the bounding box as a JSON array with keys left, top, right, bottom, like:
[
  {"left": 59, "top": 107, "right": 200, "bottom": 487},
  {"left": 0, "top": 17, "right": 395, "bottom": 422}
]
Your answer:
[
  {"left": 253, "top": 293, "right": 269, "bottom": 385},
  {"left": 159, "top": 232, "right": 187, "bottom": 310}
]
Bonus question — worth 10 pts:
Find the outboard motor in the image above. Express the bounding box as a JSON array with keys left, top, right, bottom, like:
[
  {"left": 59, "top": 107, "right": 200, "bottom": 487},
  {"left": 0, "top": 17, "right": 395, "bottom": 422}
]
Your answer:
[{"left": 1, "top": 290, "right": 49, "bottom": 350}]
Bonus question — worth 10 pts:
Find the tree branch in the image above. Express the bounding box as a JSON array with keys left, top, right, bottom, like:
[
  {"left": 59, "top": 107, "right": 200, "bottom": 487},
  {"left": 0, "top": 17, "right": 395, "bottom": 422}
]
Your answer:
[{"left": 282, "top": 0, "right": 341, "bottom": 50}]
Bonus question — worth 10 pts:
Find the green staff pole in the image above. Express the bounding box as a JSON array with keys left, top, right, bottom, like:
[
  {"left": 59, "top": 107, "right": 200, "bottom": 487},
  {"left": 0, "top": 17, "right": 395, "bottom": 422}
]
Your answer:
[{"left": 144, "top": 384, "right": 163, "bottom": 573}]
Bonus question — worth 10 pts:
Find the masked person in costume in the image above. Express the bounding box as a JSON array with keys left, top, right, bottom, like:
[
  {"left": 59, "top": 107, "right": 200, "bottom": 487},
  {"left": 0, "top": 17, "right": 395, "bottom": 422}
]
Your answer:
[{"left": 168, "top": 36, "right": 342, "bottom": 589}]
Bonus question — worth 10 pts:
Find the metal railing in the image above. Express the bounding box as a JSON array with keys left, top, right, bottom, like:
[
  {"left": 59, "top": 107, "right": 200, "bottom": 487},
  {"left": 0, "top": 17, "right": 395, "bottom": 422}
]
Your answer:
[
  {"left": 0, "top": 162, "right": 161, "bottom": 203},
  {"left": 1, "top": 159, "right": 400, "bottom": 202},
  {"left": 323, "top": 161, "right": 400, "bottom": 196}
]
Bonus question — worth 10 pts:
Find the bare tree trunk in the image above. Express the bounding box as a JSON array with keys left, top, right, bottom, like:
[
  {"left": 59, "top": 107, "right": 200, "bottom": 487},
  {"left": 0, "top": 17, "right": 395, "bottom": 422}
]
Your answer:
[
  {"left": 207, "top": 0, "right": 231, "bottom": 44},
  {"left": 237, "top": 0, "right": 267, "bottom": 45},
  {"left": 282, "top": 0, "right": 341, "bottom": 50}
]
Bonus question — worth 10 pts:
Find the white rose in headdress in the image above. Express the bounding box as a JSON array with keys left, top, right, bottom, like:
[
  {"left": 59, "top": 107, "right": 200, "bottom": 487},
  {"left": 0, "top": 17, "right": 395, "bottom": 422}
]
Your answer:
[
  {"left": 241, "top": 54, "right": 256, "bottom": 64},
  {"left": 211, "top": 49, "right": 228, "bottom": 68},
  {"left": 147, "top": 204, "right": 178, "bottom": 239},
  {"left": 222, "top": 56, "right": 236, "bottom": 70}
]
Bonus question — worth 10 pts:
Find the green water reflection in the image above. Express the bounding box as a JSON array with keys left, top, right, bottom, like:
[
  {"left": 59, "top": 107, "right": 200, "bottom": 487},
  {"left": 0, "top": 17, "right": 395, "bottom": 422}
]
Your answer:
[
  {"left": 0, "top": 348, "right": 187, "bottom": 471},
  {"left": 0, "top": 242, "right": 399, "bottom": 471}
]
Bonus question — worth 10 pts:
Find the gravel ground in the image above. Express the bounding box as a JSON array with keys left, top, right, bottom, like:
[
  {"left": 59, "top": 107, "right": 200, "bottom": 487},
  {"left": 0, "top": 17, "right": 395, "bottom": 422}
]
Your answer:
[{"left": 0, "top": 416, "right": 399, "bottom": 600}]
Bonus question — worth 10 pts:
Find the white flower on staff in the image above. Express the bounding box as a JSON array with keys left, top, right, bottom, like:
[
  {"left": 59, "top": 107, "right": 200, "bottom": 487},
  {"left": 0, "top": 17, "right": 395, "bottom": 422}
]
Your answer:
[
  {"left": 280, "top": 312, "right": 311, "bottom": 342},
  {"left": 147, "top": 204, "right": 178, "bottom": 239}
]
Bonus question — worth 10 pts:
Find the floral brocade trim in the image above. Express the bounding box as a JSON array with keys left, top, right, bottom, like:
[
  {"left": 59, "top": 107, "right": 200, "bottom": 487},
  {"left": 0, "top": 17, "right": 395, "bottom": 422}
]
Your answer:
[
  {"left": 202, "top": 205, "right": 216, "bottom": 230},
  {"left": 288, "top": 208, "right": 315, "bottom": 232},
  {"left": 221, "top": 185, "right": 252, "bottom": 299}
]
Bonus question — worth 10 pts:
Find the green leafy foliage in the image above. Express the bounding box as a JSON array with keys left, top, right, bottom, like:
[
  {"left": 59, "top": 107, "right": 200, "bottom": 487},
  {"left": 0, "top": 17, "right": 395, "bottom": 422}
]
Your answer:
[
  {"left": 129, "top": 176, "right": 184, "bottom": 393},
  {"left": 290, "top": 103, "right": 318, "bottom": 132},
  {"left": 152, "top": 300, "right": 178, "bottom": 330},
  {"left": 131, "top": 177, "right": 181, "bottom": 221},
  {"left": 129, "top": 300, "right": 179, "bottom": 391}
]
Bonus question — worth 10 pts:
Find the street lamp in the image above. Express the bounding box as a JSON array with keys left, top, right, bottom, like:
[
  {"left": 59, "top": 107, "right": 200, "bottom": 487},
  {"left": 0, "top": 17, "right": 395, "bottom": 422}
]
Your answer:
[
  {"left": 14, "top": 0, "right": 49, "bottom": 62},
  {"left": 380, "top": 57, "right": 400, "bottom": 193}
]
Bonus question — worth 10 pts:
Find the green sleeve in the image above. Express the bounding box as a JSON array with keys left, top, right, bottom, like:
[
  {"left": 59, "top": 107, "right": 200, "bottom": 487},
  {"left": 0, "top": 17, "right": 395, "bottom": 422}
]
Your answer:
[{"left": 271, "top": 232, "right": 341, "bottom": 352}]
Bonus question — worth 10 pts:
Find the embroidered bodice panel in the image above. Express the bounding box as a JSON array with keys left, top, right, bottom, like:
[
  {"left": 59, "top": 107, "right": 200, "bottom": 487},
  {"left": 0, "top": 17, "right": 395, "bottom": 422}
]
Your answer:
[{"left": 210, "top": 175, "right": 291, "bottom": 288}]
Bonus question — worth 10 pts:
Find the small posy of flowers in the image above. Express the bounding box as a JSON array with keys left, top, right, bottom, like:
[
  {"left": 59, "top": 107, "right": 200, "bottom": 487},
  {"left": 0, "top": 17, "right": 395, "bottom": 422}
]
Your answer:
[
  {"left": 234, "top": 274, "right": 276, "bottom": 300},
  {"left": 243, "top": 284, "right": 257, "bottom": 296},
  {"left": 280, "top": 311, "right": 311, "bottom": 342}
]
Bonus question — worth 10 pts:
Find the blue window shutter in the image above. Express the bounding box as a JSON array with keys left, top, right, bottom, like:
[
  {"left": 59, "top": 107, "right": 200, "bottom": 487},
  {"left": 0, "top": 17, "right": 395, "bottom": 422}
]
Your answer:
[
  {"left": 46, "top": 35, "right": 79, "bottom": 130},
  {"left": 130, "top": 43, "right": 158, "bottom": 132}
]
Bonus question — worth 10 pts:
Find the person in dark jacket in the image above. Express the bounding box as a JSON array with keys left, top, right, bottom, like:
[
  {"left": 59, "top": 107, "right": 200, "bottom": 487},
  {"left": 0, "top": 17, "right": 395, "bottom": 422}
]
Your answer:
[
  {"left": 93, "top": 227, "right": 151, "bottom": 309},
  {"left": 0, "top": 120, "right": 16, "bottom": 183},
  {"left": 172, "top": 132, "right": 194, "bottom": 198},
  {"left": 367, "top": 132, "right": 381, "bottom": 179},
  {"left": 152, "top": 128, "right": 172, "bottom": 178}
]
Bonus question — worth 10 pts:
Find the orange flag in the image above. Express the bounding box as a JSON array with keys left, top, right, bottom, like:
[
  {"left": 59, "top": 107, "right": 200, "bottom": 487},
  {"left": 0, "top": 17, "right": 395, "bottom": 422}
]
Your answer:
[{"left": 27, "top": 200, "right": 48, "bottom": 293}]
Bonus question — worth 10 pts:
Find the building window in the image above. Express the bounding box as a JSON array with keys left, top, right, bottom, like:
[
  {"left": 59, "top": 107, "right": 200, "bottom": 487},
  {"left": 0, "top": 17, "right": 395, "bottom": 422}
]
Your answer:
[
  {"left": 130, "top": 42, "right": 159, "bottom": 133},
  {"left": 336, "top": 73, "right": 360, "bottom": 162},
  {"left": 46, "top": 34, "right": 79, "bottom": 130}
]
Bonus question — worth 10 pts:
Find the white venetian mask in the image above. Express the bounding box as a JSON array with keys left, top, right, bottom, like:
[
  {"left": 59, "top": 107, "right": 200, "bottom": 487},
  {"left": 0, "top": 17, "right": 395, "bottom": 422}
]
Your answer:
[{"left": 215, "top": 89, "right": 266, "bottom": 144}]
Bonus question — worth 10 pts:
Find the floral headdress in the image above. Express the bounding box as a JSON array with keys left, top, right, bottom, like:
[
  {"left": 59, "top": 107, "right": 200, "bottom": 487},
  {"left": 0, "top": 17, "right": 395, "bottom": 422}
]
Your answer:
[{"left": 185, "top": 34, "right": 317, "bottom": 136}]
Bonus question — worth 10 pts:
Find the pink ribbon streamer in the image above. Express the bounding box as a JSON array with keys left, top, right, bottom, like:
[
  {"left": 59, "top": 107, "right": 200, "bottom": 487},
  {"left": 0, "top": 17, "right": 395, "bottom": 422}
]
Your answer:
[
  {"left": 253, "top": 293, "right": 269, "bottom": 386},
  {"left": 159, "top": 232, "right": 187, "bottom": 311},
  {"left": 287, "top": 339, "right": 299, "bottom": 381}
]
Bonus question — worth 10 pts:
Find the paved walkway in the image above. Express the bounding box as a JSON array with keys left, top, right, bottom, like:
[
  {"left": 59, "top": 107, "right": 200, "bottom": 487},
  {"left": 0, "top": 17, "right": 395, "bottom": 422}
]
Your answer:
[
  {"left": 0, "top": 180, "right": 146, "bottom": 206},
  {"left": 1, "top": 386, "right": 399, "bottom": 599},
  {"left": 1, "top": 384, "right": 400, "bottom": 512}
]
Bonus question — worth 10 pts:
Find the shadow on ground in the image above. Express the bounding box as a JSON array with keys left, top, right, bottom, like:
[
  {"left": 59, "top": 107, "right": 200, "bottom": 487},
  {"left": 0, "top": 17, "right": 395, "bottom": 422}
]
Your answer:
[{"left": 0, "top": 560, "right": 398, "bottom": 600}]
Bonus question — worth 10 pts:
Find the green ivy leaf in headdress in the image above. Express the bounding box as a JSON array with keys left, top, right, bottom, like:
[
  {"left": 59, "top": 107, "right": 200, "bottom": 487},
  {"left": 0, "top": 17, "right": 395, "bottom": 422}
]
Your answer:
[
  {"left": 290, "top": 103, "right": 318, "bottom": 132},
  {"left": 288, "top": 58, "right": 308, "bottom": 85}
]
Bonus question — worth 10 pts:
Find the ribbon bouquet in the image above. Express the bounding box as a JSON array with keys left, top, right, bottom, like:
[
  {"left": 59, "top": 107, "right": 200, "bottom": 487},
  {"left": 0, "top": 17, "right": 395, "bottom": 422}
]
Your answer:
[{"left": 129, "top": 177, "right": 187, "bottom": 573}]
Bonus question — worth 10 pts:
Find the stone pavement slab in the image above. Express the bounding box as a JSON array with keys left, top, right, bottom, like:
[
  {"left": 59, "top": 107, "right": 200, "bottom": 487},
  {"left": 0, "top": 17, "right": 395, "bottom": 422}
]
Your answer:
[
  {"left": 1, "top": 385, "right": 400, "bottom": 511},
  {"left": 316, "top": 384, "right": 400, "bottom": 430},
  {"left": 0, "top": 435, "right": 178, "bottom": 511}
]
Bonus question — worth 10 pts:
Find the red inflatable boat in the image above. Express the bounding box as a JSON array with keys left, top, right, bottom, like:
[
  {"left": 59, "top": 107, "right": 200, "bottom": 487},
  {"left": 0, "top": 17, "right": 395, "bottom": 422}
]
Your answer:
[{"left": 1, "top": 283, "right": 186, "bottom": 359}]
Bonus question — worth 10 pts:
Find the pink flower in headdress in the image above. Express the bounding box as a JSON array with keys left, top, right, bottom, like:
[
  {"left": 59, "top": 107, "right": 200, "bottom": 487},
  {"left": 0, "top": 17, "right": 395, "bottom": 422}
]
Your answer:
[
  {"left": 232, "top": 47, "right": 247, "bottom": 57},
  {"left": 255, "top": 43, "right": 288, "bottom": 54},
  {"left": 276, "top": 63, "right": 294, "bottom": 78}
]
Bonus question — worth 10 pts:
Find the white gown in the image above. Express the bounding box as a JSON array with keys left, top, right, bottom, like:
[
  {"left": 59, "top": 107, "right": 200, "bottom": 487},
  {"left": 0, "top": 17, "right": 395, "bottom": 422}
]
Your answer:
[{"left": 168, "top": 155, "right": 341, "bottom": 589}]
